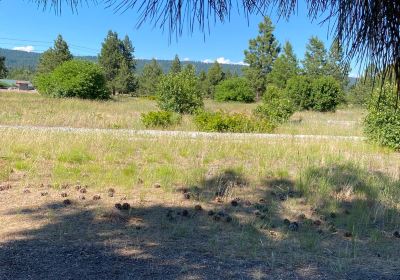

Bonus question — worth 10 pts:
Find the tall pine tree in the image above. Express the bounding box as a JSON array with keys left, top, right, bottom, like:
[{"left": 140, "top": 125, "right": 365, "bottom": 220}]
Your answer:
[
  {"left": 244, "top": 16, "right": 280, "bottom": 100},
  {"left": 302, "top": 36, "right": 327, "bottom": 77},
  {"left": 0, "top": 56, "right": 7, "bottom": 78},
  {"left": 36, "top": 35, "right": 73, "bottom": 74},
  {"left": 98, "top": 31, "right": 137, "bottom": 95},
  {"left": 326, "top": 39, "right": 350, "bottom": 88},
  {"left": 138, "top": 59, "right": 163, "bottom": 96},
  {"left": 170, "top": 55, "right": 182, "bottom": 74},
  {"left": 268, "top": 41, "right": 299, "bottom": 88}
]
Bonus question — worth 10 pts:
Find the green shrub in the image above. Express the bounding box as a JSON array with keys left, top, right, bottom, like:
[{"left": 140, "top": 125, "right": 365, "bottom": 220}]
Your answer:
[
  {"left": 254, "top": 85, "right": 295, "bottom": 126},
  {"left": 141, "top": 111, "right": 182, "bottom": 128},
  {"left": 364, "top": 83, "right": 400, "bottom": 150},
  {"left": 34, "top": 60, "right": 110, "bottom": 99},
  {"left": 0, "top": 81, "right": 9, "bottom": 89},
  {"left": 286, "top": 75, "right": 313, "bottom": 110},
  {"left": 311, "top": 76, "right": 343, "bottom": 112},
  {"left": 214, "top": 77, "right": 255, "bottom": 102},
  {"left": 157, "top": 68, "right": 203, "bottom": 114},
  {"left": 194, "top": 111, "right": 273, "bottom": 133}
]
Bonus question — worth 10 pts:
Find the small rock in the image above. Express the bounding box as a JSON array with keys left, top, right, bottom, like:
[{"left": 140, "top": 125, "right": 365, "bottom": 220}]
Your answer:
[
  {"left": 393, "top": 231, "right": 400, "bottom": 238},
  {"left": 93, "top": 194, "right": 101, "bottom": 201},
  {"left": 60, "top": 192, "right": 68, "bottom": 198},
  {"left": 288, "top": 222, "right": 299, "bottom": 231},
  {"left": 153, "top": 183, "right": 161, "bottom": 189},
  {"left": 115, "top": 203, "right": 122, "bottom": 210},
  {"left": 121, "top": 203, "right": 131, "bottom": 210},
  {"left": 231, "top": 200, "right": 239, "bottom": 207},
  {"left": 194, "top": 205, "right": 202, "bottom": 211},
  {"left": 283, "top": 218, "right": 291, "bottom": 225},
  {"left": 208, "top": 210, "right": 215, "bottom": 216},
  {"left": 344, "top": 231, "right": 353, "bottom": 238},
  {"left": 63, "top": 199, "right": 72, "bottom": 205}
]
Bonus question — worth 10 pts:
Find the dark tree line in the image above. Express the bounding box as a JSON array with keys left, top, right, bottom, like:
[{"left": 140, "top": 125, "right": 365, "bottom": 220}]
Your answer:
[{"left": 24, "top": 0, "right": 399, "bottom": 105}]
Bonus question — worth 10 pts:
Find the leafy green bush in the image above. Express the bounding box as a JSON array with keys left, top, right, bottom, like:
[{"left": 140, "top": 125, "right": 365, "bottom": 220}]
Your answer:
[
  {"left": 0, "top": 81, "right": 9, "bottom": 89},
  {"left": 157, "top": 68, "right": 203, "bottom": 114},
  {"left": 364, "top": 83, "right": 400, "bottom": 150},
  {"left": 311, "top": 76, "right": 343, "bottom": 112},
  {"left": 34, "top": 60, "right": 109, "bottom": 99},
  {"left": 214, "top": 77, "right": 255, "bottom": 102},
  {"left": 141, "top": 111, "right": 182, "bottom": 128},
  {"left": 194, "top": 111, "right": 273, "bottom": 133},
  {"left": 254, "top": 85, "right": 295, "bottom": 126},
  {"left": 286, "top": 75, "right": 313, "bottom": 110}
]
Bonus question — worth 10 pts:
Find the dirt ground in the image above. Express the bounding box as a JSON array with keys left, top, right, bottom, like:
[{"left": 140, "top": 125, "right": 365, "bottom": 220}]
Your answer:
[{"left": 1, "top": 174, "right": 399, "bottom": 280}]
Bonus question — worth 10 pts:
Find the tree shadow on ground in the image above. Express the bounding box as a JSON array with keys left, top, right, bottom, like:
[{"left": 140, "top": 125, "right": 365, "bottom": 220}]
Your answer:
[{"left": 0, "top": 164, "right": 399, "bottom": 279}]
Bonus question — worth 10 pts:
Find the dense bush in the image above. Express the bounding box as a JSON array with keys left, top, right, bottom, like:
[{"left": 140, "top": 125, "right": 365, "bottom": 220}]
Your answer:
[
  {"left": 254, "top": 85, "right": 295, "bottom": 126},
  {"left": 286, "top": 75, "right": 313, "bottom": 110},
  {"left": 347, "top": 80, "right": 374, "bottom": 107},
  {"left": 214, "top": 77, "right": 255, "bottom": 102},
  {"left": 157, "top": 68, "right": 203, "bottom": 114},
  {"left": 35, "top": 60, "right": 109, "bottom": 99},
  {"left": 194, "top": 111, "right": 273, "bottom": 133},
  {"left": 141, "top": 111, "right": 182, "bottom": 128},
  {"left": 364, "top": 83, "right": 400, "bottom": 150},
  {"left": 311, "top": 76, "right": 343, "bottom": 112},
  {"left": 286, "top": 75, "right": 343, "bottom": 112},
  {"left": 0, "top": 81, "right": 10, "bottom": 89}
]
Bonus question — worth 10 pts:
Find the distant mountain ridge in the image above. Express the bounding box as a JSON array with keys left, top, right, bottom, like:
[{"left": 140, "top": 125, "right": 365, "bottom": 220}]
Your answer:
[{"left": 0, "top": 48, "right": 245, "bottom": 74}]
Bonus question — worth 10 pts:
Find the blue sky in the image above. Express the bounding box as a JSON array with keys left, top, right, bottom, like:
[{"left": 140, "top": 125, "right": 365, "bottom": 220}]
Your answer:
[{"left": 0, "top": 0, "right": 358, "bottom": 76}]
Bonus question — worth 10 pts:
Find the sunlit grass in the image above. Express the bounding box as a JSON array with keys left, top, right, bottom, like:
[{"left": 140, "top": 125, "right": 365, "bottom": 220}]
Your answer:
[{"left": 0, "top": 91, "right": 365, "bottom": 136}]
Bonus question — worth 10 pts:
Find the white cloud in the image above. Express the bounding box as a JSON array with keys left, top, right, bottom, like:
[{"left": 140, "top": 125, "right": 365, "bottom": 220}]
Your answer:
[
  {"left": 183, "top": 57, "right": 190, "bottom": 61},
  {"left": 13, "top": 46, "right": 35, "bottom": 52},
  {"left": 202, "top": 57, "right": 249, "bottom": 66}
]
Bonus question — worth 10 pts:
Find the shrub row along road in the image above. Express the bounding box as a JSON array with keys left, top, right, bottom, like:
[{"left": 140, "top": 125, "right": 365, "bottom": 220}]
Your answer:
[{"left": 0, "top": 124, "right": 366, "bottom": 141}]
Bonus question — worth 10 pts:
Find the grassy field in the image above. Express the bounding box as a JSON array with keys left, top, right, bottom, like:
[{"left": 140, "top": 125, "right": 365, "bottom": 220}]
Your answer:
[
  {"left": 0, "top": 91, "right": 364, "bottom": 136},
  {"left": 0, "top": 128, "right": 399, "bottom": 278},
  {"left": 0, "top": 91, "right": 398, "bottom": 279}
]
